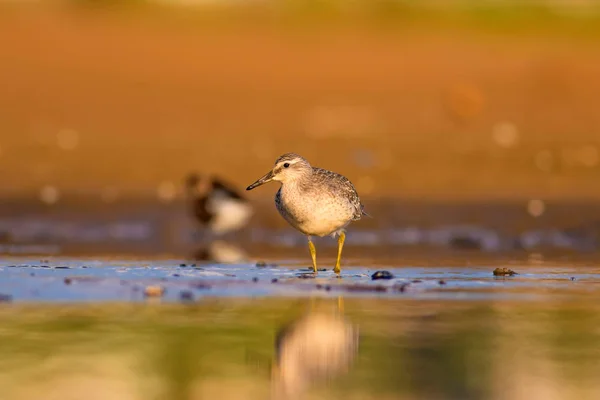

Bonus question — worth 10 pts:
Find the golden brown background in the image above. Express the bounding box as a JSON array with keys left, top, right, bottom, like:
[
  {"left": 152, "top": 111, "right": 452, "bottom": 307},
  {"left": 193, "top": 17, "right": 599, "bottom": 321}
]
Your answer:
[{"left": 1, "top": 1, "right": 600, "bottom": 207}]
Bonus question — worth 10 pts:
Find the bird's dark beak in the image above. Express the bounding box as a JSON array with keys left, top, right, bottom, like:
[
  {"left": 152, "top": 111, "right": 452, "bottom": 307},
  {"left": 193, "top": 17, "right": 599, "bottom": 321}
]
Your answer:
[{"left": 246, "top": 170, "right": 274, "bottom": 191}]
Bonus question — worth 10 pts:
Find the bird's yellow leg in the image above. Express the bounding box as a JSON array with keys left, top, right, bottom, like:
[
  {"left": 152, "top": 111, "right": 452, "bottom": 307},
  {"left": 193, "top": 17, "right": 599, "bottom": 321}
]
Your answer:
[
  {"left": 334, "top": 231, "right": 345, "bottom": 274},
  {"left": 308, "top": 237, "right": 318, "bottom": 273}
]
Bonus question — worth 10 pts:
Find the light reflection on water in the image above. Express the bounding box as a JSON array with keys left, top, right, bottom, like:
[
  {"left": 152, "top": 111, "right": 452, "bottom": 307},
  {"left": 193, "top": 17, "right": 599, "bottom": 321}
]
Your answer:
[{"left": 0, "top": 298, "right": 599, "bottom": 400}]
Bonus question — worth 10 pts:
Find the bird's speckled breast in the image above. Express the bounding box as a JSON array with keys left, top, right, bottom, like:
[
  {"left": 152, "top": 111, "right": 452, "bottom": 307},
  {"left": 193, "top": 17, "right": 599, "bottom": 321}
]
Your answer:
[{"left": 275, "top": 184, "right": 354, "bottom": 237}]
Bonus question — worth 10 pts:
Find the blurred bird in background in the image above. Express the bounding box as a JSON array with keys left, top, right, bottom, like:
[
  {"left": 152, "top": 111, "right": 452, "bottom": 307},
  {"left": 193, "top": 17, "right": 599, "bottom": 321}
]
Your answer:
[
  {"left": 185, "top": 173, "right": 253, "bottom": 263},
  {"left": 185, "top": 173, "right": 254, "bottom": 237}
]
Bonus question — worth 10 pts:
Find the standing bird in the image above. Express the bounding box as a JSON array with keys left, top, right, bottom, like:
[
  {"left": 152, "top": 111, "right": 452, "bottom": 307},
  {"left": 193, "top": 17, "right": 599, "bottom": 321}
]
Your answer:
[
  {"left": 246, "top": 153, "right": 367, "bottom": 274},
  {"left": 185, "top": 173, "right": 253, "bottom": 236}
]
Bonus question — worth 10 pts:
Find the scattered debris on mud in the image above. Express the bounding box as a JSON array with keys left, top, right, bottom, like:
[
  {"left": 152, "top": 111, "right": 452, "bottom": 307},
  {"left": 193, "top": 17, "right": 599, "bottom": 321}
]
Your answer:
[{"left": 493, "top": 267, "right": 518, "bottom": 276}]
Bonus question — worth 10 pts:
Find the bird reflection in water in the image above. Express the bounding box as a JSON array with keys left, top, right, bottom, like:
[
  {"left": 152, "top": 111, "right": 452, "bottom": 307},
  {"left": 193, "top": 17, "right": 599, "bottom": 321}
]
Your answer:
[
  {"left": 272, "top": 298, "right": 359, "bottom": 399},
  {"left": 193, "top": 239, "right": 249, "bottom": 263},
  {"left": 185, "top": 173, "right": 253, "bottom": 263}
]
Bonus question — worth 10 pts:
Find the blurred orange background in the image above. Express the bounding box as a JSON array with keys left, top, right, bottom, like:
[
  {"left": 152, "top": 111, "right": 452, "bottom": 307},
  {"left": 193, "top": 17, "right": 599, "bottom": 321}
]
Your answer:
[{"left": 1, "top": 1, "right": 599, "bottom": 207}]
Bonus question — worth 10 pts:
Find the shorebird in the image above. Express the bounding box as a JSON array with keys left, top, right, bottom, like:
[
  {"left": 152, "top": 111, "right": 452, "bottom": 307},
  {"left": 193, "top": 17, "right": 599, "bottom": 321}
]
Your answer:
[
  {"left": 185, "top": 173, "right": 253, "bottom": 236},
  {"left": 246, "top": 153, "right": 367, "bottom": 274}
]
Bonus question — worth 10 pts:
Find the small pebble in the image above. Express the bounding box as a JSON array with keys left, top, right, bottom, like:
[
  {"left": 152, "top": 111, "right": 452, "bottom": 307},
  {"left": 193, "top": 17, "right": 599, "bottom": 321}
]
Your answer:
[
  {"left": 316, "top": 284, "right": 323, "bottom": 289},
  {"left": 346, "top": 284, "right": 388, "bottom": 293},
  {"left": 192, "top": 282, "right": 211, "bottom": 290},
  {"left": 493, "top": 268, "right": 517, "bottom": 276},
  {"left": 252, "top": 277, "right": 259, "bottom": 283},
  {"left": 172, "top": 273, "right": 180, "bottom": 277},
  {"left": 144, "top": 285, "right": 165, "bottom": 297},
  {"left": 438, "top": 280, "right": 446, "bottom": 285},
  {"left": 371, "top": 270, "right": 394, "bottom": 280},
  {"left": 325, "top": 285, "right": 332, "bottom": 291},
  {"left": 271, "top": 278, "right": 279, "bottom": 283},
  {"left": 64, "top": 278, "right": 72, "bottom": 285},
  {"left": 30, "top": 272, "right": 35, "bottom": 277},
  {"left": 296, "top": 273, "right": 315, "bottom": 279},
  {"left": 180, "top": 290, "right": 194, "bottom": 301}
]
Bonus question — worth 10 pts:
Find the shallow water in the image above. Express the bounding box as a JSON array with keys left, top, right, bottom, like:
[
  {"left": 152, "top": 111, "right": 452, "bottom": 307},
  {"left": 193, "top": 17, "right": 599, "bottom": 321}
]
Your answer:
[
  {"left": 0, "top": 297, "right": 600, "bottom": 400},
  {"left": 1, "top": 256, "right": 600, "bottom": 400},
  {"left": 1, "top": 257, "right": 600, "bottom": 302}
]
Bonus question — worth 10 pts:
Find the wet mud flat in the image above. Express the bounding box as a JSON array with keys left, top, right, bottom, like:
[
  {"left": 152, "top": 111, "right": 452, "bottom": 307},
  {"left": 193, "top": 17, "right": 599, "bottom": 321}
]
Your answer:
[{"left": 1, "top": 257, "right": 600, "bottom": 303}]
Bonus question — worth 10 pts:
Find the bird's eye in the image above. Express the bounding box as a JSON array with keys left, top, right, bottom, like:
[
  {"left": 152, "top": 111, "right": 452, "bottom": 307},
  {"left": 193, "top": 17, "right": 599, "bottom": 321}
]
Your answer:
[{"left": 283, "top": 163, "right": 290, "bottom": 168}]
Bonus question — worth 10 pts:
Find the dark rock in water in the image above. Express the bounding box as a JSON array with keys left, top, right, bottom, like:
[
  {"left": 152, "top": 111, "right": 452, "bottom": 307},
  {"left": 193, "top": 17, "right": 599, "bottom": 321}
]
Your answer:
[
  {"left": 493, "top": 267, "right": 518, "bottom": 276},
  {"left": 180, "top": 290, "right": 194, "bottom": 301},
  {"left": 296, "top": 273, "right": 315, "bottom": 279},
  {"left": 81, "top": 266, "right": 88, "bottom": 269},
  {"left": 191, "top": 281, "right": 211, "bottom": 290},
  {"left": 571, "top": 277, "right": 576, "bottom": 281},
  {"left": 30, "top": 272, "right": 35, "bottom": 277},
  {"left": 7, "top": 265, "right": 16, "bottom": 268},
  {"left": 39, "top": 265, "right": 50, "bottom": 268},
  {"left": 316, "top": 284, "right": 323, "bottom": 289},
  {"left": 325, "top": 285, "right": 332, "bottom": 291},
  {"left": 346, "top": 284, "right": 387, "bottom": 293},
  {"left": 172, "top": 273, "right": 180, "bottom": 277},
  {"left": 0, "top": 294, "right": 12, "bottom": 302},
  {"left": 271, "top": 278, "right": 279, "bottom": 283},
  {"left": 180, "top": 263, "right": 187, "bottom": 267},
  {"left": 54, "top": 266, "right": 70, "bottom": 269},
  {"left": 256, "top": 261, "right": 278, "bottom": 268},
  {"left": 252, "top": 277, "right": 259, "bottom": 282},
  {"left": 371, "top": 270, "right": 394, "bottom": 280},
  {"left": 412, "top": 279, "right": 422, "bottom": 283},
  {"left": 449, "top": 237, "right": 482, "bottom": 250},
  {"left": 64, "top": 278, "right": 72, "bottom": 285},
  {"left": 438, "top": 280, "right": 446, "bottom": 285}
]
